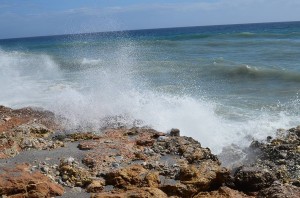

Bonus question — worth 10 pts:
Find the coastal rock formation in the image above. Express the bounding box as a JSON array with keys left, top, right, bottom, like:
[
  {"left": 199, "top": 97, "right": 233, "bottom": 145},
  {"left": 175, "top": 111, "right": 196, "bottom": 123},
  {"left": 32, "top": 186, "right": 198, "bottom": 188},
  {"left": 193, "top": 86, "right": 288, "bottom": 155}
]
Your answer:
[
  {"left": 230, "top": 125, "right": 300, "bottom": 195},
  {"left": 91, "top": 187, "right": 168, "bottom": 198},
  {"left": 0, "top": 163, "right": 64, "bottom": 197},
  {"left": 0, "top": 106, "right": 62, "bottom": 159},
  {"left": 1, "top": 105, "right": 300, "bottom": 197}
]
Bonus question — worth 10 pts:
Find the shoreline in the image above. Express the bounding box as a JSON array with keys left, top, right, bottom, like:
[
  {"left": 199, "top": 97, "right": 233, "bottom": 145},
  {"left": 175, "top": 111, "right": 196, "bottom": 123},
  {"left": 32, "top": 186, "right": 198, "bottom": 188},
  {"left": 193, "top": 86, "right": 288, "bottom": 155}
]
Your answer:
[{"left": 0, "top": 105, "right": 299, "bottom": 197}]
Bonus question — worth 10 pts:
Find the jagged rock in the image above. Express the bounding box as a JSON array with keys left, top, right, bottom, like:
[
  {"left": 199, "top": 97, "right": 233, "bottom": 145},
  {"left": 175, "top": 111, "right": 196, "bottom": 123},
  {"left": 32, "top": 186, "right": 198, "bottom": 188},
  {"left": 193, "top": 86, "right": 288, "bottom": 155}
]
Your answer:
[
  {"left": 170, "top": 128, "right": 180, "bottom": 137},
  {"left": 86, "top": 179, "right": 105, "bottom": 193},
  {"left": 237, "top": 125, "right": 300, "bottom": 190},
  {"left": 257, "top": 182, "right": 300, "bottom": 198},
  {"left": 15, "top": 123, "right": 52, "bottom": 138},
  {"left": 91, "top": 187, "right": 168, "bottom": 198},
  {"left": 0, "top": 164, "right": 64, "bottom": 197},
  {"left": 78, "top": 141, "right": 100, "bottom": 150},
  {"left": 136, "top": 139, "right": 155, "bottom": 146},
  {"left": 234, "top": 166, "right": 276, "bottom": 191},
  {"left": 176, "top": 162, "right": 229, "bottom": 194},
  {"left": 194, "top": 186, "right": 253, "bottom": 198},
  {"left": 58, "top": 158, "right": 92, "bottom": 187},
  {"left": 104, "top": 165, "right": 160, "bottom": 188}
]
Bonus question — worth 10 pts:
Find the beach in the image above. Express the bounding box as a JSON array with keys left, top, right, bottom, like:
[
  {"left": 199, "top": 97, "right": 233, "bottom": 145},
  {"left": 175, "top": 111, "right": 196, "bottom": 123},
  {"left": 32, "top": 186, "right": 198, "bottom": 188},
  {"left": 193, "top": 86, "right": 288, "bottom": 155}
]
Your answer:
[{"left": 1, "top": 21, "right": 300, "bottom": 197}]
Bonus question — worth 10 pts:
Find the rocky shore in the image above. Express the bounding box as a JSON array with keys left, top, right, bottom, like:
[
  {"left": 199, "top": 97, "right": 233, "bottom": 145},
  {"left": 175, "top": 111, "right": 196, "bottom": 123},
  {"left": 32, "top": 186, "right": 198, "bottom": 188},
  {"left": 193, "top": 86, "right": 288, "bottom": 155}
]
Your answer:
[{"left": 0, "top": 105, "right": 299, "bottom": 197}]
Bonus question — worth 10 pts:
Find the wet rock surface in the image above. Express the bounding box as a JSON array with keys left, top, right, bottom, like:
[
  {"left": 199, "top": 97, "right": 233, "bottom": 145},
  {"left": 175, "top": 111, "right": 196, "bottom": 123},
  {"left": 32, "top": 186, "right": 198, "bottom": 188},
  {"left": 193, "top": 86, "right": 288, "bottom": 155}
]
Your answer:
[
  {"left": 1, "top": 105, "right": 300, "bottom": 197},
  {"left": 228, "top": 126, "right": 300, "bottom": 194}
]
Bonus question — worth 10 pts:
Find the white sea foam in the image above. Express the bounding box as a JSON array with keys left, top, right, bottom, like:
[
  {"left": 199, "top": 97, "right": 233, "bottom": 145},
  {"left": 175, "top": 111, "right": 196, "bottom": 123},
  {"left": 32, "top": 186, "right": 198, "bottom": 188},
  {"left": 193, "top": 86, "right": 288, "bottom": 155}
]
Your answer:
[
  {"left": 0, "top": 48, "right": 299, "bottom": 154},
  {"left": 81, "top": 58, "right": 102, "bottom": 65}
]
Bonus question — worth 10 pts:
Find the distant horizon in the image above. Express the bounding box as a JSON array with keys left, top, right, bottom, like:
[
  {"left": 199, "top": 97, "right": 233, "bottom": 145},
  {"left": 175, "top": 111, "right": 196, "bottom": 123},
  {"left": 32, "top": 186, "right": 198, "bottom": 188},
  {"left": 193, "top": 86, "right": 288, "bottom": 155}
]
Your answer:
[
  {"left": 1, "top": 20, "right": 299, "bottom": 41},
  {"left": 1, "top": 0, "right": 300, "bottom": 40}
]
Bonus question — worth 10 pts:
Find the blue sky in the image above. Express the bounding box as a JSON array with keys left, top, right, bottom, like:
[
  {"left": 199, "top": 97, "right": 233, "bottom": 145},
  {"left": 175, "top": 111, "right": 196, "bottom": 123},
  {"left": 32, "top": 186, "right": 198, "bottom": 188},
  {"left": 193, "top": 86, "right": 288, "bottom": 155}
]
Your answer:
[{"left": 0, "top": 0, "right": 300, "bottom": 39}]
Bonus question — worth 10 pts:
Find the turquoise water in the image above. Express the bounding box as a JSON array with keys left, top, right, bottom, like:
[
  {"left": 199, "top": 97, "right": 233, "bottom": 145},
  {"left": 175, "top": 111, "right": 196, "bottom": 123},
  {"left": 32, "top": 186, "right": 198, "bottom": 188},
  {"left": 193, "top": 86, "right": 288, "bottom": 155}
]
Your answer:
[{"left": 1, "top": 21, "right": 300, "bottom": 152}]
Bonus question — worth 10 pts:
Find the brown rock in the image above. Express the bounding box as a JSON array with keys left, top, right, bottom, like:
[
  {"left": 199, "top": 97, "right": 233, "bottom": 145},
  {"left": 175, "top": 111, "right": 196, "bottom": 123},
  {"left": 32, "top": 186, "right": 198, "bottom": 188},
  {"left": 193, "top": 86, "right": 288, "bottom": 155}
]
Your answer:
[
  {"left": 78, "top": 141, "right": 100, "bottom": 150},
  {"left": 86, "top": 179, "right": 105, "bottom": 193},
  {"left": 104, "top": 165, "right": 160, "bottom": 189},
  {"left": 170, "top": 128, "right": 180, "bottom": 137},
  {"left": 257, "top": 182, "right": 300, "bottom": 198},
  {"left": 177, "top": 162, "right": 229, "bottom": 191},
  {"left": 194, "top": 186, "right": 253, "bottom": 198},
  {"left": 0, "top": 164, "right": 64, "bottom": 197},
  {"left": 91, "top": 187, "right": 167, "bottom": 198},
  {"left": 58, "top": 159, "right": 92, "bottom": 187},
  {"left": 234, "top": 166, "right": 276, "bottom": 192},
  {"left": 136, "top": 139, "right": 154, "bottom": 146}
]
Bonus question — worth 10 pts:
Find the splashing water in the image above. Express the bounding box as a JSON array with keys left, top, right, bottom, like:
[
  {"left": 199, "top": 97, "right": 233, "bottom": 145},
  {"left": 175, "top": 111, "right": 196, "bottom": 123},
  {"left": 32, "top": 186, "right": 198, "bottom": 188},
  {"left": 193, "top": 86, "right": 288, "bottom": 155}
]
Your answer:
[{"left": 1, "top": 23, "right": 300, "bottom": 153}]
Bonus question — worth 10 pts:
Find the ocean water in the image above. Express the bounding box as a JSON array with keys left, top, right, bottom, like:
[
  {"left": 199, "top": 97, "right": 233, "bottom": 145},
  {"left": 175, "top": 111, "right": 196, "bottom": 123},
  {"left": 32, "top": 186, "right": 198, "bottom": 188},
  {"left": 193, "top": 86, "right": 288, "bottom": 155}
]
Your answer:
[{"left": 1, "top": 21, "right": 300, "bottom": 153}]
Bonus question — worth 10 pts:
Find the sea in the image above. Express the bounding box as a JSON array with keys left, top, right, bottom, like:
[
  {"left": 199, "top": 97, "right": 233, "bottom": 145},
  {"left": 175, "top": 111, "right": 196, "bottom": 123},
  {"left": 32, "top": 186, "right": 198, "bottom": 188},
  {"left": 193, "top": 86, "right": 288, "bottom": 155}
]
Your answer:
[{"left": 1, "top": 21, "right": 300, "bottom": 153}]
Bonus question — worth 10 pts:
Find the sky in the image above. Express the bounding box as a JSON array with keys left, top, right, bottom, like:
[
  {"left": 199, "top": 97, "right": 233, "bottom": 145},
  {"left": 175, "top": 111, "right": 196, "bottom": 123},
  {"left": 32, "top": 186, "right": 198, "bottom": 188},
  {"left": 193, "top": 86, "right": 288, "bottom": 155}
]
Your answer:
[{"left": 0, "top": 0, "right": 300, "bottom": 39}]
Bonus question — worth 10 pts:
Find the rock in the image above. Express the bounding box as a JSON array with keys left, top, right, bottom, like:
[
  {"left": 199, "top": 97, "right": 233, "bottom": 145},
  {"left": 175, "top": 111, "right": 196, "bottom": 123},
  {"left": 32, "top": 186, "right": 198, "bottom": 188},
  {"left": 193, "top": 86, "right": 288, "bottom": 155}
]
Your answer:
[
  {"left": 3, "top": 117, "right": 11, "bottom": 122},
  {"left": 157, "top": 136, "right": 168, "bottom": 142},
  {"left": 58, "top": 158, "right": 92, "bottom": 187},
  {"left": 15, "top": 123, "right": 52, "bottom": 138},
  {"left": 66, "top": 156, "right": 75, "bottom": 164},
  {"left": 177, "top": 162, "right": 229, "bottom": 191},
  {"left": 0, "top": 164, "right": 64, "bottom": 197},
  {"left": 104, "top": 165, "right": 160, "bottom": 189},
  {"left": 136, "top": 139, "right": 155, "bottom": 146},
  {"left": 194, "top": 186, "right": 253, "bottom": 198},
  {"left": 91, "top": 187, "right": 168, "bottom": 198},
  {"left": 170, "top": 128, "right": 180, "bottom": 137},
  {"left": 234, "top": 166, "right": 276, "bottom": 191},
  {"left": 41, "top": 166, "right": 50, "bottom": 173},
  {"left": 238, "top": 125, "right": 300, "bottom": 188},
  {"left": 257, "top": 182, "right": 300, "bottom": 198},
  {"left": 112, "top": 162, "right": 120, "bottom": 168},
  {"left": 78, "top": 141, "right": 99, "bottom": 150},
  {"left": 86, "top": 179, "right": 105, "bottom": 193}
]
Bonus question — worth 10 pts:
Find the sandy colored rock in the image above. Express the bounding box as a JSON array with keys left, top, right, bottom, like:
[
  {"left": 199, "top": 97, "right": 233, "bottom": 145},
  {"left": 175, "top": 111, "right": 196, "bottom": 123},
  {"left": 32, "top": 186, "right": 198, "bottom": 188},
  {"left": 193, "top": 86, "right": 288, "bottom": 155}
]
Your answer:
[
  {"left": 177, "top": 162, "right": 229, "bottom": 190},
  {"left": 104, "top": 165, "right": 160, "bottom": 189},
  {"left": 86, "top": 179, "right": 105, "bottom": 193},
  {"left": 58, "top": 158, "right": 92, "bottom": 187}
]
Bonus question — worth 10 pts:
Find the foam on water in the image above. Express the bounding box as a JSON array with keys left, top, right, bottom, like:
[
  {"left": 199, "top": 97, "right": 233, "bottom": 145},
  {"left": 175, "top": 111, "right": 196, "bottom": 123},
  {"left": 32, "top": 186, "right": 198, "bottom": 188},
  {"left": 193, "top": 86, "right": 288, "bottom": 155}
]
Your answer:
[{"left": 0, "top": 45, "right": 300, "bottom": 154}]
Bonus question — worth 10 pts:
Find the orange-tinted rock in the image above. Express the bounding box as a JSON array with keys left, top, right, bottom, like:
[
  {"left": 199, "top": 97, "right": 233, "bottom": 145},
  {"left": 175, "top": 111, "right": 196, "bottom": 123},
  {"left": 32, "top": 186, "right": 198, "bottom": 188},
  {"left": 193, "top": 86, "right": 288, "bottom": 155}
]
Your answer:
[
  {"left": 0, "top": 164, "right": 64, "bottom": 197},
  {"left": 194, "top": 186, "right": 253, "bottom": 198},
  {"left": 86, "top": 179, "right": 105, "bottom": 193},
  {"left": 177, "top": 162, "right": 229, "bottom": 191},
  {"left": 58, "top": 159, "right": 92, "bottom": 187},
  {"left": 91, "top": 187, "right": 167, "bottom": 198},
  {"left": 104, "top": 165, "right": 160, "bottom": 189},
  {"left": 257, "top": 183, "right": 300, "bottom": 198}
]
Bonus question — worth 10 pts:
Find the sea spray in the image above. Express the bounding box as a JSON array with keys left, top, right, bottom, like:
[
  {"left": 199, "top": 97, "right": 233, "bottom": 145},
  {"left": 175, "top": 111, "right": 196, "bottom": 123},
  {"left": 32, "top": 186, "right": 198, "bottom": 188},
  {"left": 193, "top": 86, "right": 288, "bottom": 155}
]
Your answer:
[
  {"left": 0, "top": 47, "right": 299, "bottom": 154},
  {"left": 1, "top": 22, "right": 300, "bottom": 154}
]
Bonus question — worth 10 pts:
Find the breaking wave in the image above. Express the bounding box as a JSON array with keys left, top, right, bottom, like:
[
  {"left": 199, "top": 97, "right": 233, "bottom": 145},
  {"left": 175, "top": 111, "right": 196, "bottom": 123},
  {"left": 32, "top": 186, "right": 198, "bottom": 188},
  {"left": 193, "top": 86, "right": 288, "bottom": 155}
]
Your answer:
[{"left": 1, "top": 47, "right": 300, "bottom": 154}]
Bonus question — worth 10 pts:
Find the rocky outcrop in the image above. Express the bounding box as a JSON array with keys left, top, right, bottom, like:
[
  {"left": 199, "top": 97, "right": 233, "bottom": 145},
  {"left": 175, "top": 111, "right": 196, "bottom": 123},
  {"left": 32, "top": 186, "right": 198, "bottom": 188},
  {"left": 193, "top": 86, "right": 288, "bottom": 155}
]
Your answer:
[
  {"left": 234, "top": 166, "right": 276, "bottom": 191},
  {"left": 228, "top": 125, "right": 300, "bottom": 195},
  {"left": 0, "top": 163, "right": 64, "bottom": 197},
  {"left": 1, "top": 105, "right": 300, "bottom": 197},
  {"left": 257, "top": 182, "right": 300, "bottom": 198},
  {"left": 91, "top": 187, "right": 168, "bottom": 198},
  {"left": 0, "top": 106, "right": 62, "bottom": 159},
  {"left": 194, "top": 186, "right": 253, "bottom": 198}
]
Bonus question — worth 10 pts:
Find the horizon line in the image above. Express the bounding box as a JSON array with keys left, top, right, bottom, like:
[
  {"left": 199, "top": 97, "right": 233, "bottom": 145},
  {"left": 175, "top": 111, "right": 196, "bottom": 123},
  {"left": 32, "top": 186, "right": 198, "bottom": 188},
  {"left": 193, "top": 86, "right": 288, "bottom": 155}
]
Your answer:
[{"left": 1, "top": 20, "right": 299, "bottom": 41}]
